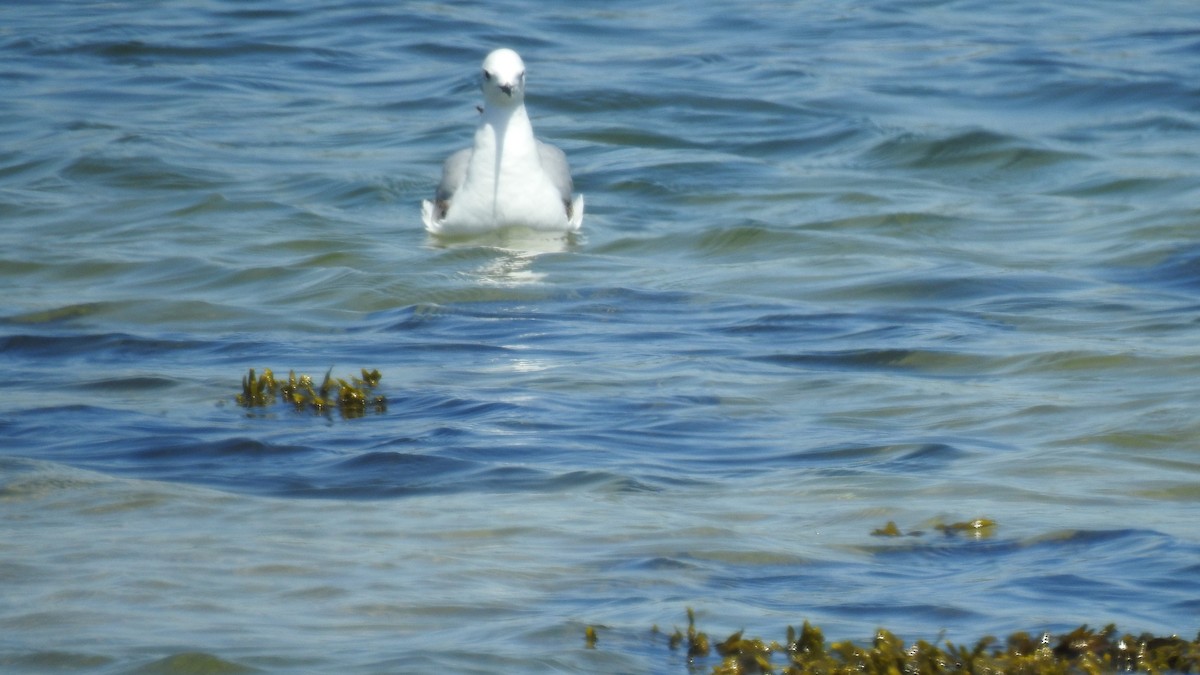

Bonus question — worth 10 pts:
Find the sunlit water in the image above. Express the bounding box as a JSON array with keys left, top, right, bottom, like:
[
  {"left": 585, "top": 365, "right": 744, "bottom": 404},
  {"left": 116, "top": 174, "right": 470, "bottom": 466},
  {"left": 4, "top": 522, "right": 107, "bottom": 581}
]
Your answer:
[{"left": 3, "top": 1, "right": 1200, "bottom": 672}]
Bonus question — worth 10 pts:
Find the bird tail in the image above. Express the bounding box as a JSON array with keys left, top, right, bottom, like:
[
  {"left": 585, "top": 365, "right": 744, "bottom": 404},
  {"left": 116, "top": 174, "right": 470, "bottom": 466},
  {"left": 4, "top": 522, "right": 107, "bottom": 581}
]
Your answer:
[
  {"left": 568, "top": 194, "right": 584, "bottom": 231},
  {"left": 421, "top": 200, "right": 442, "bottom": 234}
]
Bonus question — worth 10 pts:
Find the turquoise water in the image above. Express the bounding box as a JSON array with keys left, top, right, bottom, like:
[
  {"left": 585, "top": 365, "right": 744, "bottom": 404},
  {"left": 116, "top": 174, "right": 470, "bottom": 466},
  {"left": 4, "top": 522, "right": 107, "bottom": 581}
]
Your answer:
[{"left": 3, "top": 1, "right": 1200, "bottom": 672}]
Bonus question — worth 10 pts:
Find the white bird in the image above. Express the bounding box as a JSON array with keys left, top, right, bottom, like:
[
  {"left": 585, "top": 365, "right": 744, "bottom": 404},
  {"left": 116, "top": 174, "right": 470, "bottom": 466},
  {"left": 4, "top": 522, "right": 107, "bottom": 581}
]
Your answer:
[{"left": 422, "top": 48, "right": 583, "bottom": 236}]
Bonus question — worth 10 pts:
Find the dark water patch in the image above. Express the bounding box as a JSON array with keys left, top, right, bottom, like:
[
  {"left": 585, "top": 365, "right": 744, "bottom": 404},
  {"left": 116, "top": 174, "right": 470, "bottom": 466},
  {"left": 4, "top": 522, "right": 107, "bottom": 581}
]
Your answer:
[
  {"left": 291, "top": 456, "right": 646, "bottom": 499},
  {"left": 973, "top": 294, "right": 1132, "bottom": 322},
  {"left": 76, "top": 375, "right": 178, "bottom": 392},
  {"left": 1169, "top": 597, "right": 1200, "bottom": 614},
  {"left": 563, "top": 427, "right": 772, "bottom": 481},
  {"left": 734, "top": 122, "right": 868, "bottom": 161},
  {"left": 0, "top": 331, "right": 212, "bottom": 360},
  {"left": 855, "top": 271, "right": 1087, "bottom": 303},
  {"left": 800, "top": 211, "right": 979, "bottom": 244},
  {"left": 831, "top": 527, "right": 1200, "bottom": 637},
  {"left": 165, "top": 191, "right": 302, "bottom": 219},
  {"left": 749, "top": 348, "right": 989, "bottom": 379},
  {"left": 869, "top": 129, "right": 1009, "bottom": 168},
  {"left": 753, "top": 442, "right": 975, "bottom": 475},
  {"left": 1019, "top": 530, "right": 1193, "bottom": 593},
  {"left": 214, "top": 7, "right": 305, "bottom": 21},
  {"left": 1112, "top": 245, "right": 1200, "bottom": 293},
  {"left": 1052, "top": 174, "right": 1200, "bottom": 202},
  {"left": 277, "top": 172, "right": 388, "bottom": 206},
  {"left": 1005, "top": 350, "right": 1147, "bottom": 376},
  {"left": 0, "top": 651, "right": 115, "bottom": 671},
  {"left": 612, "top": 556, "right": 702, "bottom": 572},
  {"left": 128, "top": 436, "right": 319, "bottom": 461},
  {"left": 60, "top": 153, "right": 229, "bottom": 192},
  {"left": 378, "top": 287, "right": 718, "bottom": 339},
  {"left": 1, "top": 409, "right": 323, "bottom": 495},
  {"left": 879, "top": 442, "right": 975, "bottom": 472},
  {"left": 1017, "top": 573, "right": 1131, "bottom": 598},
  {"left": 1025, "top": 528, "right": 1172, "bottom": 555},
  {"left": 544, "top": 469, "right": 657, "bottom": 493},
  {"left": 863, "top": 128, "right": 1089, "bottom": 189},
  {"left": 324, "top": 450, "right": 479, "bottom": 489},
  {"left": 686, "top": 225, "right": 806, "bottom": 260},
  {"left": 596, "top": 157, "right": 772, "bottom": 204},
  {"left": 565, "top": 286, "right": 715, "bottom": 318},
  {"left": 380, "top": 305, "right": 564, "bottom": 347},
  {"left": 0, "top": 258, "right": 49, "bottom": 278},
  {"left": 1068, "top": 112, "right": 1200, "bottom": 140},
  {"left": 91, "top": 435, "right": 325, "bottom": 489},
  {"left": 999, "top": 529, "right": 1198, "bottom": 628},
  {"left": 719, "top": 311, "right": 851, "bottom": 337},
  {"left": 416, "top": 396, "right": 522, "bottom": 421},
  {"left": 713, "top": 309, "right": 973, "bottom": 344},
  {"left": 77, "top": 37, "right": 344, "bottom": 67},
  {"left": 1009, "top": 75, "right": 1200, "bottom": 115},
  {"left": 767, "top": 443, "right": 895, "bottom": 468},
  {"left": 553, "top": 88, "right": 680, "bottom": 115},
  {"left": 815, "top": 602, "right": 983, "bottom": 625},
  {"left": 574, "top": 126, "right": 703, "bottom": 151},
  {"left": 0, "top": 153, "right": 65, "bottom": 184}
]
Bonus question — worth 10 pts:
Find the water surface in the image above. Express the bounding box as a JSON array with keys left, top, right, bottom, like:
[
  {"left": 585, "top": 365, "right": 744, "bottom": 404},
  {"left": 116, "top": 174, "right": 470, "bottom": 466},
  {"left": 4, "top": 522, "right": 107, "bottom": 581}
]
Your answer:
[{"left": 2, "top": 1, "right": 1200, "bottom": 672}]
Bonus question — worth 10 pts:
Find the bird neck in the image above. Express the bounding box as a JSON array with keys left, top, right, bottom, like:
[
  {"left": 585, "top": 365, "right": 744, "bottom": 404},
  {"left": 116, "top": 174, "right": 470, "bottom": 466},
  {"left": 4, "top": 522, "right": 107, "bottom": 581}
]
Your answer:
[
  {"left": 477, "top": 101, "right": 540, "bottom": 180},
  {"left": 475, "top": 101, "right": 539, "bottom": 219},
  {"left": 480, "top": 101, "right": 534, "bottom": 150}
]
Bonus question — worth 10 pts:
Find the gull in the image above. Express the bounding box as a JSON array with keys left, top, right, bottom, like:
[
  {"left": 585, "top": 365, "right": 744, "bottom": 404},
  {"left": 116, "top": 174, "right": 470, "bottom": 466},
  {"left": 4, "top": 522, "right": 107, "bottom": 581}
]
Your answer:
[{"left": 422, "top": 48, "right": 583, "bottom": 236}]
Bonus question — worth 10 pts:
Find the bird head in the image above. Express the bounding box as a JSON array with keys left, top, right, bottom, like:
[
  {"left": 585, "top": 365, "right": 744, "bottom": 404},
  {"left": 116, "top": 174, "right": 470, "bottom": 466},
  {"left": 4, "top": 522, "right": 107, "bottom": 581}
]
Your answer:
[{"left": 480, "top": 48, "right": 527, "bottom": 106}]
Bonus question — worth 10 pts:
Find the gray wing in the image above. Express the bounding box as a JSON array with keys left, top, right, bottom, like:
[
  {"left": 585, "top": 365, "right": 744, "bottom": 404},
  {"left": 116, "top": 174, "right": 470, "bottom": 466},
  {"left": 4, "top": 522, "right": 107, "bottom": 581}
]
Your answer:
[
  {"left": 436, "top": 148, "right": 472, "bottom": 203},
  {"left": 536, "top": 140, "right": 574, "bottom": 202}
]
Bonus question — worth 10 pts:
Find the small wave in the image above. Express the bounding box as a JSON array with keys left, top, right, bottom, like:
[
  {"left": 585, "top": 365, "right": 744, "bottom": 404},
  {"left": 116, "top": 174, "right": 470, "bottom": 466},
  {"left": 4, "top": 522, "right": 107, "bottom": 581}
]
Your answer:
[
  {"left": 687, "top": 225, "right": 806, "bottom": 259},
  {"left": 1051, "top": 175, "right": 1200, "bottom": 201},
  {"left": 0, "top": 330, "right": 209, "bottom": 357},
  {"left": 76, "top": 376, "right": 177, "bottom": 392},
  {"left": 60, "top": 154, "right": 230, "bottom": 192},
  {"left": 863, "top": 128, "right": 1089, "bottom": 190},
  {"left": 749, "top": 348, "right": 991, "bottom": 378},
  {"left": 277, "top": 454, "right": 648, "bottom": 499},
  {"left": 1138, "top": 246, "right": 1200, "bottom": 291}
]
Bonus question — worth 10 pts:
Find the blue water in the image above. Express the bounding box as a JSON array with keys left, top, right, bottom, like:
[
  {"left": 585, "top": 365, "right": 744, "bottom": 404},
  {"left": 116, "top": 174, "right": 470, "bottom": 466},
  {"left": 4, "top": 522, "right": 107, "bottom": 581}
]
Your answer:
[{"left": 3, "top": 1, "right": 1200, "bottom": 672}]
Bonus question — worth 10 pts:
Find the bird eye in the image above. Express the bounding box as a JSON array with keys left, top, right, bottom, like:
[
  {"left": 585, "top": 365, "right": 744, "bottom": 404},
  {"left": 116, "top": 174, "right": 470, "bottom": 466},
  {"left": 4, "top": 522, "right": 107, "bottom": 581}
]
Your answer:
[{"left": 483, "top": 69, "right": 492, "bottom": 80}]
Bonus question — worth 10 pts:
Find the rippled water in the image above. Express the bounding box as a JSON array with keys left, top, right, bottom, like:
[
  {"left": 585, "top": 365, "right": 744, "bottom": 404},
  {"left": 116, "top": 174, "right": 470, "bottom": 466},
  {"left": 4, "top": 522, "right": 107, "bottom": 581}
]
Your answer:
[{"left": 3, "top": 1, "right": 1200, "bottom": 672}]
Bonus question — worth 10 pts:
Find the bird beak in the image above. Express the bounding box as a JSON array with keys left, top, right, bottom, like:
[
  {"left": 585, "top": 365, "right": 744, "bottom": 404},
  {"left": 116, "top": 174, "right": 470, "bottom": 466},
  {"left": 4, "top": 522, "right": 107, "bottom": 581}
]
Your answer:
[{"left": 499, "top": 84, "right": 514, "bottom": 96}]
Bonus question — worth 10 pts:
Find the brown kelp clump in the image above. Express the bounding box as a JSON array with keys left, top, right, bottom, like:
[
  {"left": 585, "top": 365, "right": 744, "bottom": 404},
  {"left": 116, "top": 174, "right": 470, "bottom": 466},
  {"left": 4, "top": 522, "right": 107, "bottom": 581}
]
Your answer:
[
  {"left": 871, "top": 518, "right": 998, "bottom": 539},
  {"left": 643, "top": 610, "right": 1200, "bottom": 675},
  {"left": 237, "top": 367, "right": 386, "bottom": 418}
]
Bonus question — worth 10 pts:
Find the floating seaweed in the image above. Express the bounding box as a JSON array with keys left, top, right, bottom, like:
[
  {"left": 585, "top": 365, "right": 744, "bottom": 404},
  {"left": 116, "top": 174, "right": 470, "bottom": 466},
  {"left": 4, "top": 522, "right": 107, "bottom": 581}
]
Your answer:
[
  {"left": 870, "top": 518, "right": 996, "bottom": 539},
  {"left": 237, "top": 367, "right": 386, "bottom": 418},
  {"left": 870, "top": 521, "right": 904, "bottom": 537},
  {"left": 646, "top": 610, "right": 1200, "bottom": 675},
  {"left": 934, "top": 518, "right": 997, "bottom": 539}
]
